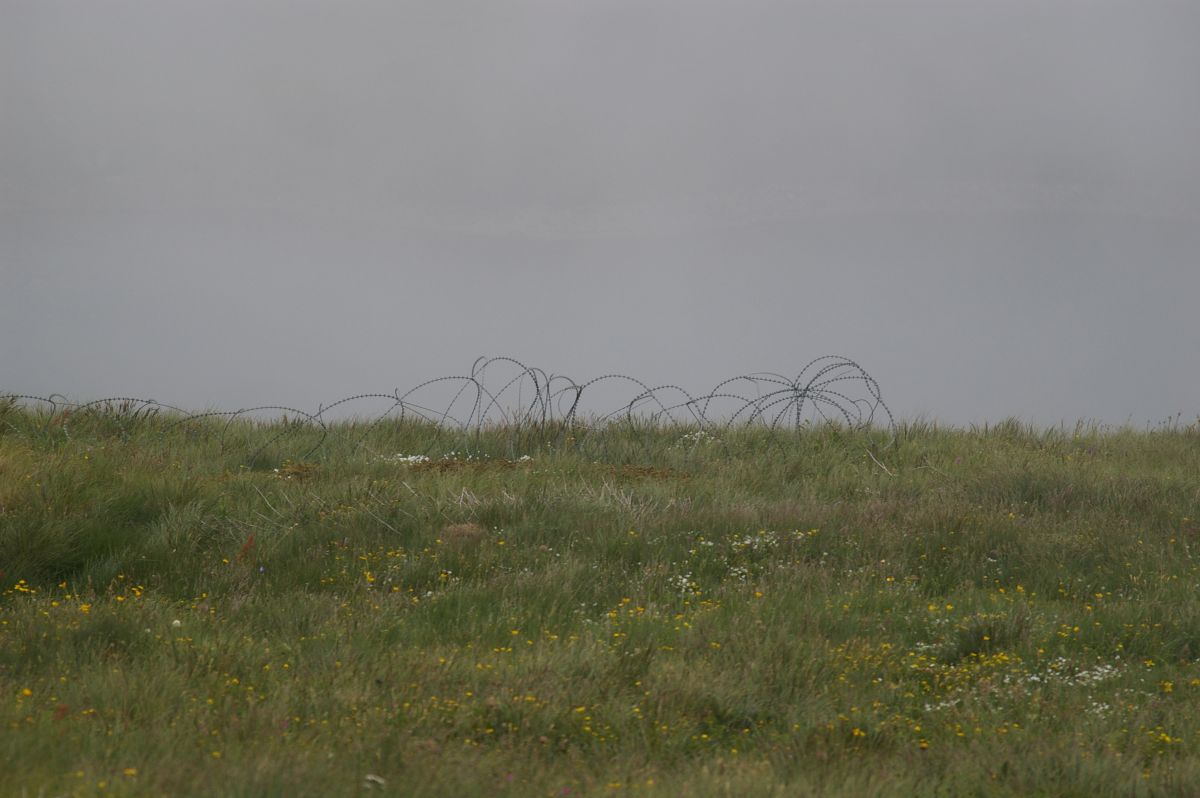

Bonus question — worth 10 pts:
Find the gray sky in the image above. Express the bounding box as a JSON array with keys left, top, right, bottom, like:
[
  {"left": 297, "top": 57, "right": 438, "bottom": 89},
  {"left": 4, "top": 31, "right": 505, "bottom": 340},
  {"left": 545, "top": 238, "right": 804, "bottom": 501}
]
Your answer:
[{"left": 3, "top": 0, "right": 1198, "bottom": 426}]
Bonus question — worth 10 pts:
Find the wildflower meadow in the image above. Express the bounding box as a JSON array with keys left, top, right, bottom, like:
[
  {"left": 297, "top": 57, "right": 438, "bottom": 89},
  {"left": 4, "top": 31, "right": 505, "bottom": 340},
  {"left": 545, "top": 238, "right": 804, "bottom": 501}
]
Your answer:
[{"left": 2, "top": 404, "right": 1199, "bottom": 796}]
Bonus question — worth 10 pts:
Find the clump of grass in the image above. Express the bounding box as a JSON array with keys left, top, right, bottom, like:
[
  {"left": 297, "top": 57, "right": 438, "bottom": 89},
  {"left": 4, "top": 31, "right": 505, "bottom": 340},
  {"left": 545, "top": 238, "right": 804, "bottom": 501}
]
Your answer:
[{"left": 1, "top": 408, "right": 1199, "bottom": 796}]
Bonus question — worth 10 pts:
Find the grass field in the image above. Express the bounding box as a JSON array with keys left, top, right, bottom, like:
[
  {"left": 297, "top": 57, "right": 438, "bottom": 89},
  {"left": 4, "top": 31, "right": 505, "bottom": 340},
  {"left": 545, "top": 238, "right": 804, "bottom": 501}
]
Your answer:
[{"left": 2, "top": 403, "right": 1199, "bottom": 796}]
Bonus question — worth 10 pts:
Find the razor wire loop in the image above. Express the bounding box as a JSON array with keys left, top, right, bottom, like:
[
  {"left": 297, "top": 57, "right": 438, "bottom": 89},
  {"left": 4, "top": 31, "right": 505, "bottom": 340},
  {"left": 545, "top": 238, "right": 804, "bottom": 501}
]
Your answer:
[
  {"left": 1, "top": 354, "right": 893, "bottom": 462},
  {"left": 6, "top": 396, "right": 191, "bottom": 441}
]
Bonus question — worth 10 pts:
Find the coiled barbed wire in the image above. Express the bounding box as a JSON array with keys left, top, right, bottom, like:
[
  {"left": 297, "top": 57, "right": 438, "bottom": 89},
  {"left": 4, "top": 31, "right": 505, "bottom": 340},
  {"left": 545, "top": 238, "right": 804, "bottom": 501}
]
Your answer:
[{"left": 1, "top": 355, "right": 893, "bottom": 462}]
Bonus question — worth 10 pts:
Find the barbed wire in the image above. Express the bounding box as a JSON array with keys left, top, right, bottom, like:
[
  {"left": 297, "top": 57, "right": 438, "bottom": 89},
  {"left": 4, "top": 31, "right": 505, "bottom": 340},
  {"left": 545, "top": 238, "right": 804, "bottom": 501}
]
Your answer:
[{"left": 1, "top": 355, "right": 893, "bottom": 462}]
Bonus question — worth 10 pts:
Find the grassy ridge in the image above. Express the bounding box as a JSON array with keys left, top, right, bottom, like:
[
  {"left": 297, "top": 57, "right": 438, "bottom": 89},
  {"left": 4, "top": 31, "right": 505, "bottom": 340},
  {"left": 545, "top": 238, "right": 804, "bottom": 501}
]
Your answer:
[{"left": 2, "top": 405, "right": 1199, "bottom": 796}]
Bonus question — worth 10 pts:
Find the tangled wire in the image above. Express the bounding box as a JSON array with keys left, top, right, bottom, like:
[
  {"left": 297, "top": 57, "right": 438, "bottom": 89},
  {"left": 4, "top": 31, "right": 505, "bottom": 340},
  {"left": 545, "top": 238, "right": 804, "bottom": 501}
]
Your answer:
[{"left": 1, "top": 355, "right": 893, "bottom": 462}]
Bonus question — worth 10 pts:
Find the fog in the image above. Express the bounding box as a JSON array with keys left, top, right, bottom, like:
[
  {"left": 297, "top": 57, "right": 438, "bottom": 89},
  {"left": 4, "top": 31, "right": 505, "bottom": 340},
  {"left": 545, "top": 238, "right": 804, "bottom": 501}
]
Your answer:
[{"left": 3, "top": 0, "right": 1198, "bottom": 426}]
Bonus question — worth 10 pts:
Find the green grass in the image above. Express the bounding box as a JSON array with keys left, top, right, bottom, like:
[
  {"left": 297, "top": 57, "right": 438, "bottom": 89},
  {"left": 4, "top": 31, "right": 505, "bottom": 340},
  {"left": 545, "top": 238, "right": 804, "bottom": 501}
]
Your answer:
[{"left": 2, "top": 403, "right": 1200, "bottom": 796}]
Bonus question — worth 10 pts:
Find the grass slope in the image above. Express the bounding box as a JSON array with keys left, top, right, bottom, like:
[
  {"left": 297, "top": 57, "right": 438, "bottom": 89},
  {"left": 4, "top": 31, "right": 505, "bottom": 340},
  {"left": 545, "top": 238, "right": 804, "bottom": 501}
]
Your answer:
[{"left": 2, "top": 404, "right": 1199, "bottom": 796}]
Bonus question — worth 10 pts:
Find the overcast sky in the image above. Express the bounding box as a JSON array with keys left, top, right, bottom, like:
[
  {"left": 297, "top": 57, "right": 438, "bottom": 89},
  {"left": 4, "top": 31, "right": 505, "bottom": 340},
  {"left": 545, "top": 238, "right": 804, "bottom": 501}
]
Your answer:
[{"left": 2, "top": 0, "right": 1198, "bottom": 426}]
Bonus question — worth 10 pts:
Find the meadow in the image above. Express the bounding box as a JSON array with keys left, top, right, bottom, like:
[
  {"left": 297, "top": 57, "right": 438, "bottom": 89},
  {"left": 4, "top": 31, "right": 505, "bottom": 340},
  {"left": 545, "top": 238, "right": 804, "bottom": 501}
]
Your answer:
[{"left": 2, "top": 402, "right": 1199, "bottom": 796}]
